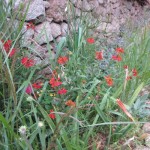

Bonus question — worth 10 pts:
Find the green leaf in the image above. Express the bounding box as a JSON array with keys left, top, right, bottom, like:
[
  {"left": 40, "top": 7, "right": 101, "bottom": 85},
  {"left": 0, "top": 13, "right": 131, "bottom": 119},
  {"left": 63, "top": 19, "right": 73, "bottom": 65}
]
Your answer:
[{"left": 128, "top": 82, "right": 144, "bottom": 106}]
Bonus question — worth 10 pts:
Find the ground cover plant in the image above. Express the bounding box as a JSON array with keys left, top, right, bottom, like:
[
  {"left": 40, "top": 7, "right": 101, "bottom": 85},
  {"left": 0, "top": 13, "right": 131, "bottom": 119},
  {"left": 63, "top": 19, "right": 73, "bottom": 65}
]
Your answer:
[{"left": 0, "top": 1, "right": 150, "bottom": 150}]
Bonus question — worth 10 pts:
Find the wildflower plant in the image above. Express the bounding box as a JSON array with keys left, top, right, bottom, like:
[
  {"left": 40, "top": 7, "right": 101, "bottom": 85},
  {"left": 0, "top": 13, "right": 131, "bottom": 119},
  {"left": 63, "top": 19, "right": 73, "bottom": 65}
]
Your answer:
[{"left": 0, "top": 0, "right": 150, "bottom": 149}]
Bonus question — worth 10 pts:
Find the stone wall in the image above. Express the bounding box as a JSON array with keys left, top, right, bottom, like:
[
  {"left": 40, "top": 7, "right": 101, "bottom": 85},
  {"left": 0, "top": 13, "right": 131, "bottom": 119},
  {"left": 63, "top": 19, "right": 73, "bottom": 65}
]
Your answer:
[{"left": 4, "top": 0, "right": 150, "bottom": 71}]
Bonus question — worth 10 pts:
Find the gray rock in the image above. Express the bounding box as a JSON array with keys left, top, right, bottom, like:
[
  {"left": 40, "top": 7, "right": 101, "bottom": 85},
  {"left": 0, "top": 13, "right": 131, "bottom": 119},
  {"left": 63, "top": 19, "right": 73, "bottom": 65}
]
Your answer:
[
  {"left": 50, "top": 23, "right": 61, "bottom": 38},
  {"left": 30, "top": 44, "right": 48, "bottom": 59},
  {"left": 82, "top": 0, "right": 92, "bottom": 11},
  {"left": 5, "top": 0, "right": 46, "bottom": 21},
  {"left": 88, "top": 0, "right": 99, "bottom": 10},
  {"left": 75, "top": 8, "right": 82, "bottom": 17},
  {"left": 46, "top": 0, "right": 67, "bottom": 22},
  {"left": 70, "top": 0, "right": 77, "bottom": 4},
  {"left": 75, "top": 0, "right": 92, "bottom": 11},
  {"left": 61, "top": 23, "right": 68, "bottom": 36},
  {"left": 145, "top": 134, "right": 150, "bottom": 148},
  {"left": 25, "top": 0, "right": 45, "bottom": 21},
  {"left": 134, "top": 146, "right": 150, "bottom": 150},
  {"left": 43, "top": 1, "right": 50, "bottom": 9},
  {"left": 34, "top": 22, "right": 53, "bottom": 45},
  {"left": 143, "top": 123, "right": 150, "bottom": 134},
  {"left": 21, "top": 29, "right": 34, "bottom": 48},
  {"left": 97, "top": 0, "right": 104, "bottom": 4}
]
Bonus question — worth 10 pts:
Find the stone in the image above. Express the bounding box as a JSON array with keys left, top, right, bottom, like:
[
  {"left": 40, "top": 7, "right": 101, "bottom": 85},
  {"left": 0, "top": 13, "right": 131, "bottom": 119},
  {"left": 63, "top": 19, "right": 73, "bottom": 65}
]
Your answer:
[
  {"left": 34, "top": 57, "right": 42, "bottom": 65},
  {"left": 75, "top": 0, "right": 92, "bottom": 11},
  {"left": 97, "top": 0, "right": 104, "bottom": 4},
  {"left": 30, "top": 44, "right": 48, "bottom": 59},
  {"left": 46, "top": 0, "right": 67, "bottom": 22},
  {"left": 110, "top": 0, "right": 118, "bottom": 3},
  {"left": 20, "top": 22, "right": 35, "bottom": 47},
  {"left": 61, "top": 23, "right": 68, "bottom": 36},
  {"left": 46, "top": 17, "right": 53, "bottom": 23},
  {"left": 21, "top": 29, "right": 34, "bottom": 48},
  {"left": 50, "top": 23, "right": 61, "bottom": 38},
  {"left": 92, "top": 5, "right": 105, "bottom": 18},
  {"left": 143, "top": 123, "right": 150, "bottom": 134},
  {"left": 43, "top": 1, "right": 50, "bottom": 9},
  {"left": 25, "top": 0, "right": 45, "bottom": 21},
  {"left": 34, "top": 22, "right": 53, "bottom": 45},
  {"left": 88, "top": 0, "right": 99, "bottom": 10},
  {"left": 76, "top": 8, "right": 82, "bottom": 17},
  {"left": 70, "top": 0, "right": 77, "bottom": 4},
  {"left": 82, "top": 0, "right": 92, "bottom": 11},
  {"left": 96, "top": 22, "right": 107, "bottom": 32},
  {"left": 56, "top": 36, "right": 63, "bottom": 43},
  {"left": 106, "top": 20, "right": 120, "bottom": 33},
  {"left": 145, "top": 134, "right": 150, "bottom": 148},
  {"left": 75, "top": 0, "right": 82, "bottom": 9},
  {"left": 8, "top": 0, "right": 46, "bottom": 21},
  {"left": 134, "top": 146, "right": 150, "bottom": 150}
]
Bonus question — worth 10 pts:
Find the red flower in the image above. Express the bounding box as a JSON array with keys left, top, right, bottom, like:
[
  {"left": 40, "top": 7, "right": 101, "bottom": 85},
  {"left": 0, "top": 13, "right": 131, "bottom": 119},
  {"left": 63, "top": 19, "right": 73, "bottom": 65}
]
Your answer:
[
  {"left": 116, "top": 47, "right": 124, "bottom": 53},
  {"left": 112, "top": 55, "right": 122, "bottom": 62},
  {"left": 58, "top": 88, "right": 67, "bottom": 95},
  {"left": 104, "top": 75, "right": 113, "bottom": 86},
  {"left": 32, "top": 82, "right": 43, "bottom": 89},
  {"left": 49, "top": 77, "right": 62, "bottom": 88},
  {"left": 2, "top": 40, "right": 16, "bottom": 57},
  {"left": 65, "top": 100, "right": 76, "bottom": 107},
  {"left": 25, "top": 85, "right": 33, "bottom": 94},
  {"left": 57, "top": 56, "right": 68, "bottom": 65},
  {"left": 2, "top": 40, "right": 12, "bottom": 52},
  {"left": 132, "top": 68, "right": 138, "bottom": 76},
  {"left": 21, "top": 57, "right": 35, "bottom": 68},
  {"left": 26, "top": 22, "right": 35, "bottom": 30},
  {"left": 87, "top": 38, "right": 95, "bottom": 44},
  {"left": 95, "top": 51, "right": 103, "bottom": 60},
  {"left": 49, "top": 110, "right": 55, "bottom": 120},
  {"left": 116, "top": 99, "right": 134, "bottom": 121},
  {"left": 9, "top": 48, "right": 16, "bottom": 57}
]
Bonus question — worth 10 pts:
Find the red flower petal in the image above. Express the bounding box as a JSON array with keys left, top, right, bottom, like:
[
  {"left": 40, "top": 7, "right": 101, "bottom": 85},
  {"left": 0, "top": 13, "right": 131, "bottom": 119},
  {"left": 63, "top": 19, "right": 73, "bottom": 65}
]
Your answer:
[
  {"left": 57, "top": 88, "right": 67, "bottom": 95},
  {"left": 95, "top": 51, "right": 103, "bottom": 60},
  {"left": 21, "top": 57, "right": 34, "bottom": 68},
  {"left": 116, "top": 47, "right": 124, "bottom": 53},
  {"left": 112, "top": 55, "right": 122, "bottom": 62},
  {"left": 132, "top": 68, "right": 138, "bottom": 76},
  {"left": 49, "top": 110, "right": 56, "bottom": 119},
  {"left": 49, "top": 77, "right": 62, "bottom": 88},
  {"left": 104, "top": 76, "right": 113, "bottom": 86},
  {"left": 32, "top": 82, "right": 43, "bottom": 89},
  {"left": 9, "top": 48, "right": 16, "bottom": 57},
  {"left": 86, "top": 38, "right": 95, "bottom": 44},
  {"left": 57, "top": 56, "right": 68, "bottom": 65},
  {"left": 3, "top": 40, "right": 12, "bottom": 52},
  {"left": 65, "top": 100, "right": 76, "bottom": 107}
]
